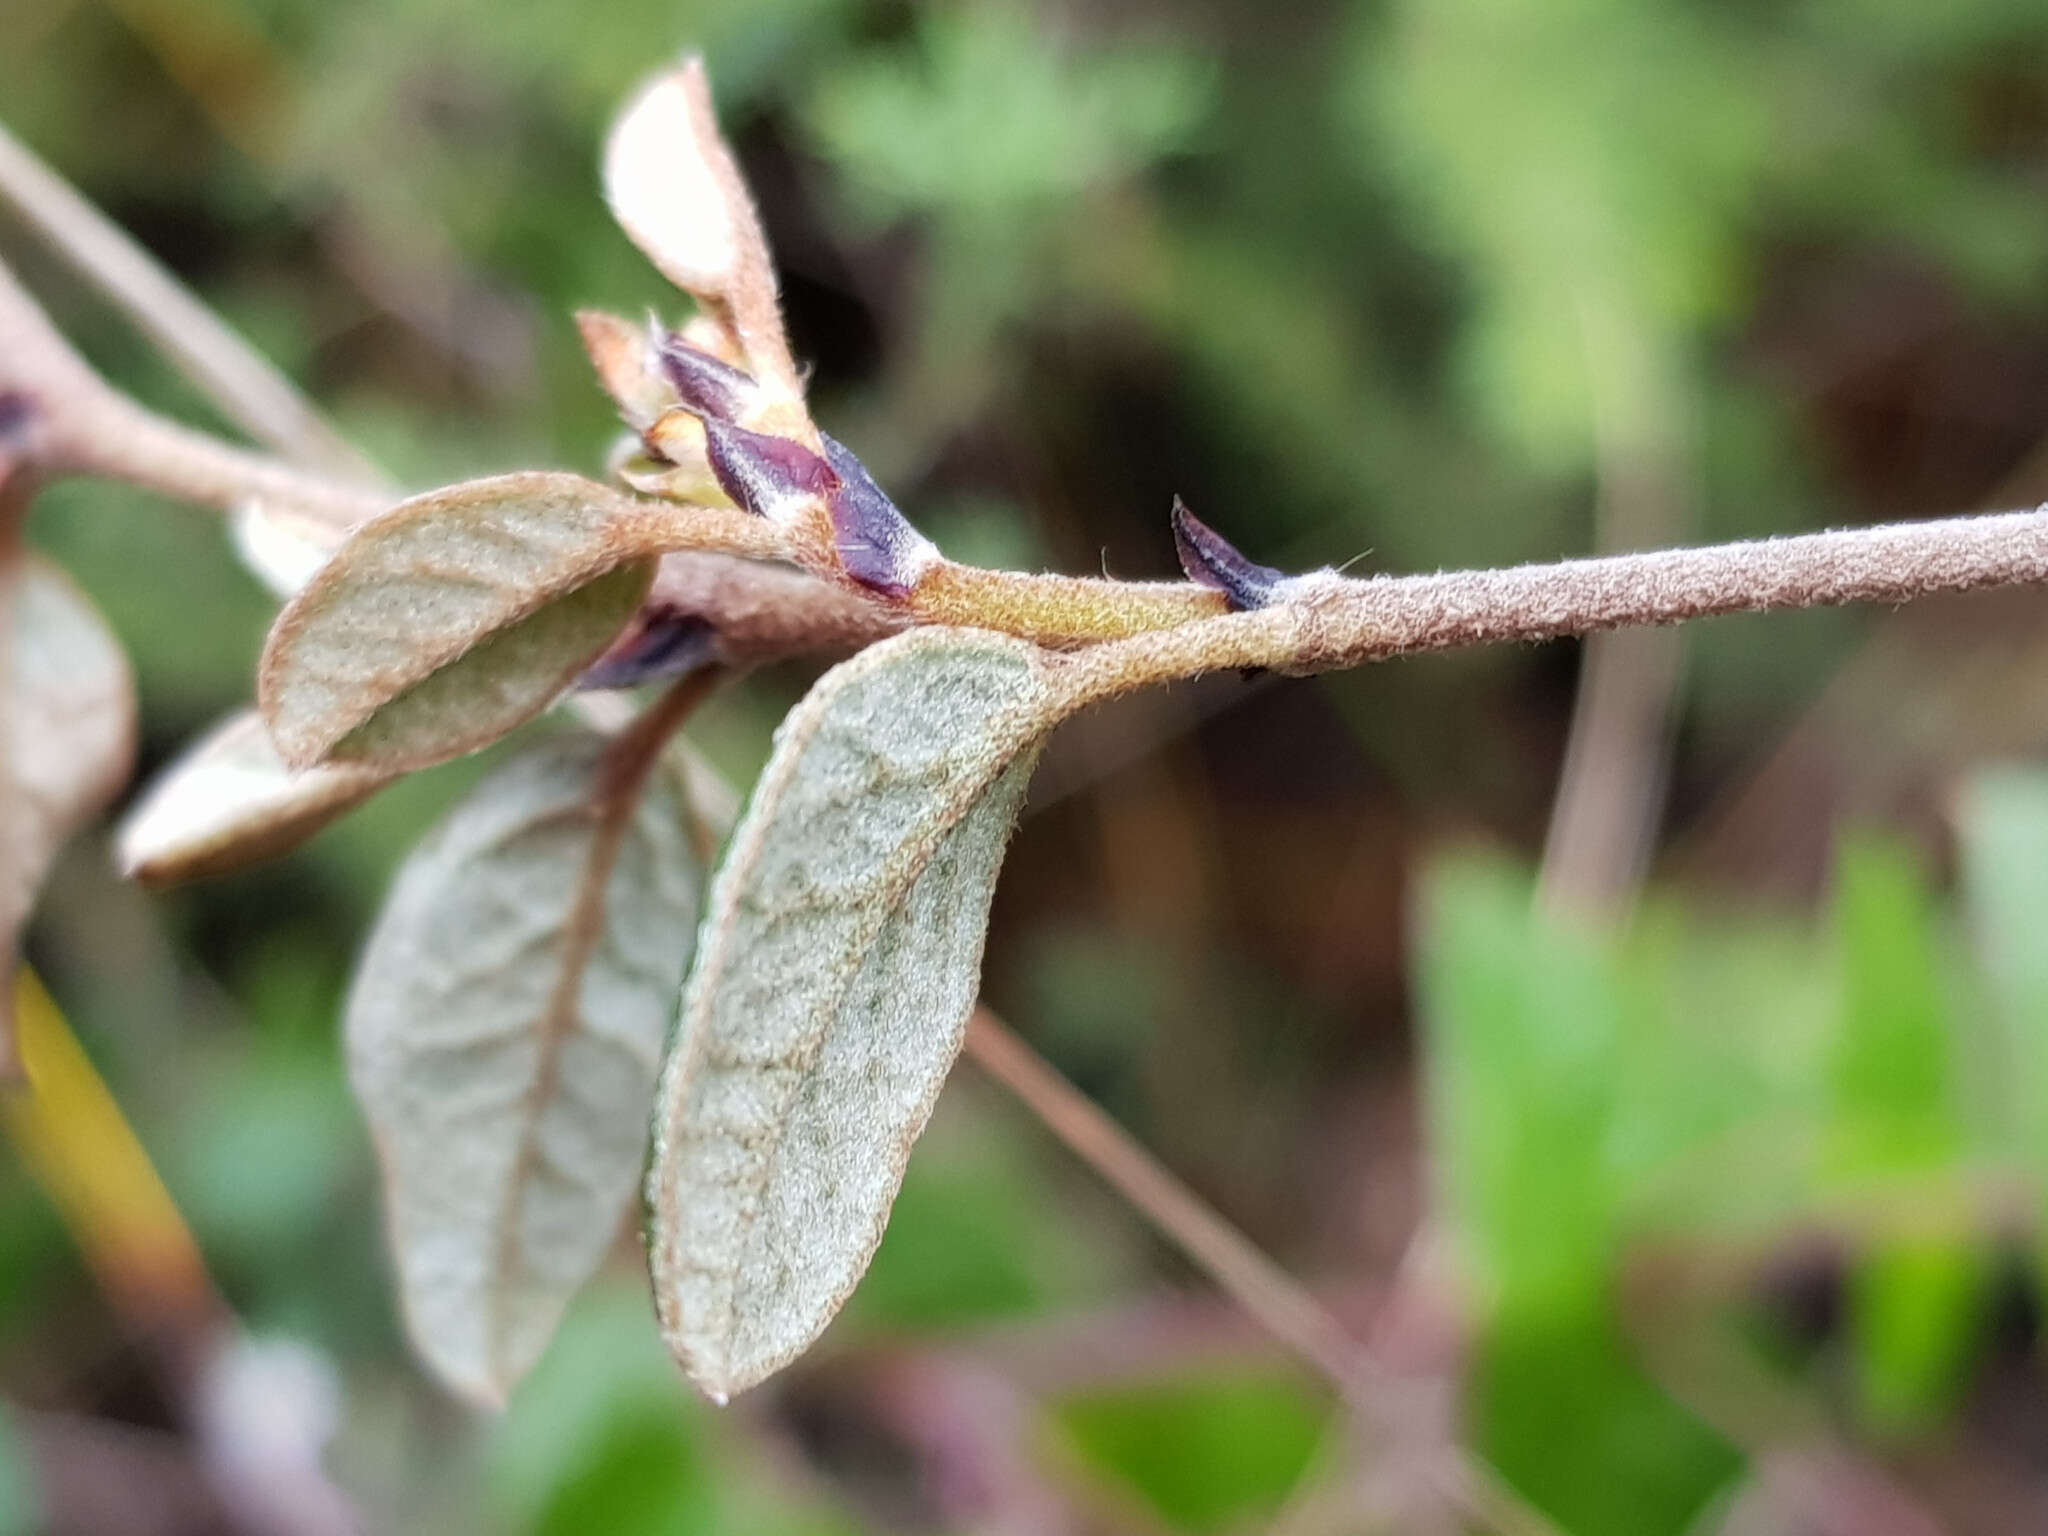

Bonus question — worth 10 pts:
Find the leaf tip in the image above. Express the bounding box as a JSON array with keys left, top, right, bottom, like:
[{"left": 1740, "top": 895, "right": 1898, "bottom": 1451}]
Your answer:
[
  {"left": 603, "top": 63, "right": 740, "bottom": 300},
  {"left": 576, "top": 309, "right": 671, "bottom": 431}
]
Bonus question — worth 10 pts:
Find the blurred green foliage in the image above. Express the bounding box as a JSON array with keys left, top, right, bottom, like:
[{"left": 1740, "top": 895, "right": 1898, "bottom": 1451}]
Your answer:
[
  {"left": 1418, "top": 781, "right": 2048, "bottom": 1529},
  {"left": 1053, "top": 1369, "right": 1329, "bottom": 1533},
  {"left": 7, "top": 0, "right": 2048, "bottom": 1529}
]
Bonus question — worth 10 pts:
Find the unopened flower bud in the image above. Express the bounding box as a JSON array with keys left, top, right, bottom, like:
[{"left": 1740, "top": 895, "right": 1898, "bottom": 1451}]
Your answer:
[
  {"left": 821, "top": 435, "right": 938, "bottom": 598},
  {"left": 655, "top": 335, "right": 756, "bottom": 424},
  {"left": 703, "top": 418, "right": 838, "bottom": 522},
  {"left": 1170, "top": 499, "right": 1284, "bottom": 611}
]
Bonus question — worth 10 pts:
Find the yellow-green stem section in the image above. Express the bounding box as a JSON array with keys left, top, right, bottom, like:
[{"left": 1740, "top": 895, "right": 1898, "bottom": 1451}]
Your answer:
[
  {"left": 911, "top": 561, "right": 1226, "bottom": 644},
  {"left": 3, "top": 969, "right": 214, "bottom": 1332}
]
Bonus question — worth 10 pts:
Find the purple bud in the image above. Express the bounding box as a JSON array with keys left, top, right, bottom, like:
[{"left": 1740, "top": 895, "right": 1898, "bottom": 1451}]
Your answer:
[
  {"left": 1171, "top": 499, "right": 1284, "bottom": 611},
  {"left": 655, "top": 336, "right": 756, "bottom": 423},
  {"left": 702, "top": 418, "right": 839, "bottom": 519},
  {"left": 821, "top": 434, "right": 937, "bottom": 597},
  {"left": 576, "top": 609, "right": 717, "bottom": 691}
]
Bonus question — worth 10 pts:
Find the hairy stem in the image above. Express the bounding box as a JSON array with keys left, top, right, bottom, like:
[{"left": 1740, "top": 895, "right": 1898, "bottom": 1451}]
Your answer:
[
  {"left": 0, "top": 121, "right": 379, "bottom": 483},
  {"left": 909, "top": 562, "right": 1225, "bottom": 644},
  {"left": 0, "top": 258, "right": 385, "bottom": 530},
  {"left": 13, "top": 207, "right": 2048, "bottom": 696},
  {"left": 53, "top": 388, "right": 388, "bottom": 529},
  {"left": 1057, "top": 507, "right": 2048, "bottom": 704}
]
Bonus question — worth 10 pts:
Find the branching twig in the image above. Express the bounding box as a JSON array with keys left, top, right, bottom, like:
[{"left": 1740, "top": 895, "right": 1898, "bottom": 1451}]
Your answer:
[
  {"left": 0, "top": 258, "right": 385, "bottom": 529},
  {"left": 961, "top": 1010, "right": 1563, "bottom": 1536},
  {"left": 0, "top": 119, "right": 380, "bottom": 483},
  {"left": 11, "top": 230, "right": 2048, "bottom": 690},
  {"left": 964, "top": 1008, "right": 1366, "bottom": 1386},
  {"left": 0, "top": 256, "right": 905, "bottom": 669}
]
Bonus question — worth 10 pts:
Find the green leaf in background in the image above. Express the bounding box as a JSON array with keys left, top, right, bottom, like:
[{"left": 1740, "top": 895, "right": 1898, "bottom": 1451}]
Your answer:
[
  {"left": 803, "top": 5, "right": 1210, "bottom": 225},
  {"left": 1825, "top": 838, "right": 1962, "bottom": 1178},
  {"left": 1417, "top": 855, "right": 1739, "bottom": 1535},
  {"left": 1957, "top": 769, "right": 2048, "bottom": 1337},
  {"left": 1847, "top": 1239, "right": 1990, "bottom": 1437},
  {"left": 1957, "top": 768, "right": 2048, "bottom": 1169},
  {"left": 1825, "top": 837, "right": 1986, "bottom": 1436},
  {"left": 1415, "top": 854, "right": 1626, "bottom": 1311},
  {"left": 1347, "top": 0, "right": 1768, "bottom": 468},
  {"left": 533, "top": 1408, "right": 714, "bottom": 1536},
  {"left": 1472, "top": 1302, "right": 1739, "bottom": 1536},
  {"left": 488, "top": 1285, "right": 712, "bottom": 1530},
  {"left": 490, "top": 1282, "right": 860, "bottom": 1536},
  {"left": 851, "top": 1095, "right": 1111, "bottom": 1333},
  {"left": 1606, "top": 904, "right": 1835, "bottom": 1242},
  {"left": 1052, "top": 1368, "right": 1329, "bottom": 1535}
]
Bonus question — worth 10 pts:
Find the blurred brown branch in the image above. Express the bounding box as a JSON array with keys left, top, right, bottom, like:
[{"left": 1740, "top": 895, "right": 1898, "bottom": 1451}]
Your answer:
[
  {"left": 962, "top": 1009, "right": 1563, "bottom": 1536},
  {"left": 0, "top": 120, "right": 378, "bottom": 482}
]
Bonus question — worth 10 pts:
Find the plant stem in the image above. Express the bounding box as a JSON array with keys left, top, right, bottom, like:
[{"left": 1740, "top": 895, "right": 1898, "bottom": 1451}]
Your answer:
[
  {"left": 1058, "top": 506, "right": 2048, "bottom": 702},
  {"left": 911, "top": 562, "right": 1225, "bottom": 643},
  {"left": 14, "top": 195, "right": 2048, "bottom": 691},
  {"left": 57, "top": 388, "right": 389, "bottom": 529},
  {"left": 961, "top": 1009, "right": 1563, "bottom": 1536},
  {"left": 0, "top": 120, "right": 380, "bottom": 483},
  {"left": 963, "top": 1008, "right": 1367, "bottom": 1385},
  {"left": 0, "top": 258, "right": 385, "bottom": 530}
]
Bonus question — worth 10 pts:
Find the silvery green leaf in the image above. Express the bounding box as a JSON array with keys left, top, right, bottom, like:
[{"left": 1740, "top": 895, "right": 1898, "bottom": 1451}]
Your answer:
[
  {"left": 646, "top": 628, "right": 1056, "bottom": 1400},
  {"left": 349, "top": 731, "right": 705, "bottom": 1404},
  {"left": 1, "top": 554, "right": 134, "bottom": 1069},
  {"left": 258, "top": 471, "right": 781, "bottom": 774},
  {"left": 117, "top": 711, "right": 385, "bottom": 886}
]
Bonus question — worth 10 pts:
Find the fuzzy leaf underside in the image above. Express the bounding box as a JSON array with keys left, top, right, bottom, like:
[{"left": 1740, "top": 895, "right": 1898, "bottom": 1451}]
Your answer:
[
  {"left": 646, "top": 628, "right": 1054, "bottom": 1400},
  {"left": 349, "top": 733, "right": 705, "bottom": 1404},
  {"left": 258, "top": 472, "right": 675, "bottom": 773},
  {"left": 325, "top": 561, "right": 654, "bottom": 772},
  {"left": 118, "top": 711, "right": 385, "bottom": 885}
]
